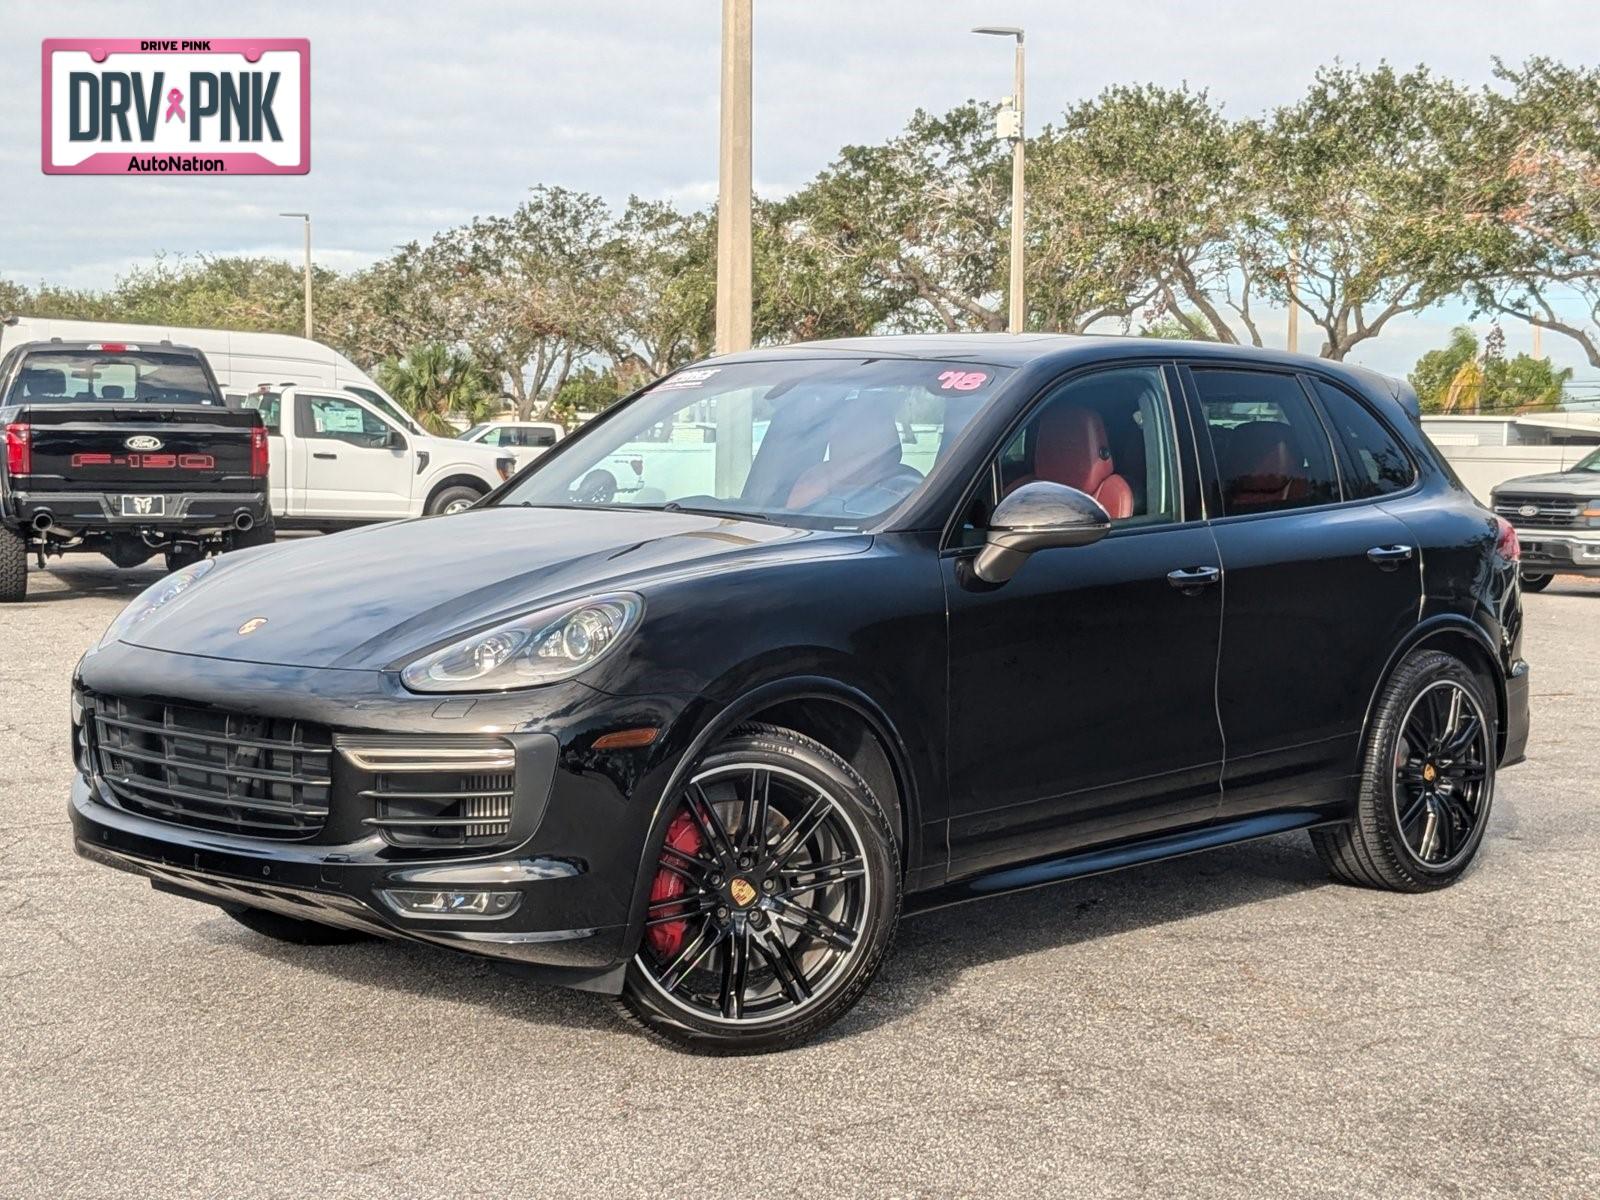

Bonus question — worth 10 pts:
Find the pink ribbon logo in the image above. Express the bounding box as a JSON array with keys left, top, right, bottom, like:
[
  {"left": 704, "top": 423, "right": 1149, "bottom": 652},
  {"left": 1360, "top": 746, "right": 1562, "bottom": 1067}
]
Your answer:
[{"left": 164, "top": 88, "right": 185, "bottom": 123}]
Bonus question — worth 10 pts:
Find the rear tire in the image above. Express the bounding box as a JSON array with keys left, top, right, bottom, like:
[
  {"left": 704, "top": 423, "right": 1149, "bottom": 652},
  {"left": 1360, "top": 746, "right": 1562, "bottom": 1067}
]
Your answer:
[
  {"left": 224, "top": 906, "right": 370, "bottom": 945},
  {"left": 0, "top": 526, "right": 26, "bottom": 602},
  {"left": 620, "top": 723, "right": 901, "bottom": 1054},
  {"left": 1311, "top": 649, "right": 1496, "bottom": 892},
  {"left": 1519, "top": 571, "right": 1553, "bottom": 593},
  {"left": 427, "top": 485, "right": 482, "bottom": 516}
]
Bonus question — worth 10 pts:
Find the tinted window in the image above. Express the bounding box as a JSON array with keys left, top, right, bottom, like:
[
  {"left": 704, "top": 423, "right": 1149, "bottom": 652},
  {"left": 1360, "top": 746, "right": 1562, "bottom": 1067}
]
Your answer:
[
  {"left": 526, "top": 427, "right": 558, "bottom": 447},
  {"left": 1311, "top": 379, "right": 1415, "bottom": 498},
  {"left": 995, "top": 365, "right": 1180, "bottom": 529},
  {"left": 1192, "top": 369, "right": 1340, "bottom": 516},
  {"left": 6, "top": 350, "right": 218, "bottom": 405},
  {"left": 501, "top": 358, "right": 1015, "bottom": 529}
]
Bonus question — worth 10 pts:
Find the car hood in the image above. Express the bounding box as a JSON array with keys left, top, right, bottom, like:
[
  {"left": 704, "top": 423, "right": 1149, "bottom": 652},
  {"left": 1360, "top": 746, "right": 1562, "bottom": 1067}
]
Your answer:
[
  {"left": 122, "top": 506, "right": 866, "bottom": 670},
  {"left": 1492, "top": 471, "right": 1600, "bottom": 496}
]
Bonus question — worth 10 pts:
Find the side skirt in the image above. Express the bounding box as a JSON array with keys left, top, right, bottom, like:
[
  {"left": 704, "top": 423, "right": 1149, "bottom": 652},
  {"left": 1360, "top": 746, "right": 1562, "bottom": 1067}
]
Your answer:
[{"left": 906, "top": 809, "right": 1341, "bottom": 916}]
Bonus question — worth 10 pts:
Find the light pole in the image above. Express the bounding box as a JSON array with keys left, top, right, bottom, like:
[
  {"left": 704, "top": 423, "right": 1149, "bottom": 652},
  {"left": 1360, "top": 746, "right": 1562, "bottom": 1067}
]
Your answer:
[
  {"left": 972, "top": 26, "right": 1025, "bottom": 333},
  {"left": 715, "top": 0, "right": 753, "bottom": 355},
  {"left": 279, "top": 211, "right": 312, "bottom": 339}
]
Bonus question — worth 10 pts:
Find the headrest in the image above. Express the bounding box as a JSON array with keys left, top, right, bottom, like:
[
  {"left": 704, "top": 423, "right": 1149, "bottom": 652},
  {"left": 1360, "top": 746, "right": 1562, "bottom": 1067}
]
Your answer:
[
  {"left": 100, "top": 384, "right": 124, "bottom": 399},
  {"left": 1035, "top": 404, "right": 1114, "bottom": 495},
  {"left": 23, "top": 368, "right": 66, "bottom": 396}
]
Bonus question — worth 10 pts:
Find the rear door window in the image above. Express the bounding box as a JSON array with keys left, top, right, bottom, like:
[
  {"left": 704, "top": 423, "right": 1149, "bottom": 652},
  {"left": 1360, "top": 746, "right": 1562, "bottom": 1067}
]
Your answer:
[
  {"left": 1309, "top": 378, "right": 1416, "bottom": 498},
  {"left": 1191, "top": 368, "right": 1341, "bottom": 516}
]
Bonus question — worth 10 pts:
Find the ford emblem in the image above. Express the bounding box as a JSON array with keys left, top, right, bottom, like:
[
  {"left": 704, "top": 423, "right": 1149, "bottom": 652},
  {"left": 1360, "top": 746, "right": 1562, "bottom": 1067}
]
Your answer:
[
  {"left": 1517, "top": 504, "right": 1538, "bottom": 518},
  {"left": 125, "top": 435, "right": 163, "bottom": 451}
]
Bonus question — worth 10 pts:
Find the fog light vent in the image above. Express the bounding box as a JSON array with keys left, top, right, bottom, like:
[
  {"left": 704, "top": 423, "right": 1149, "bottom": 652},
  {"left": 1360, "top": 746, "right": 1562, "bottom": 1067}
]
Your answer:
[
  {"left": 380, "top": 888, "right": 520, "bottom": 918},
  {"left": 338, "top": 736, "right": 517, "bottom": 849}
]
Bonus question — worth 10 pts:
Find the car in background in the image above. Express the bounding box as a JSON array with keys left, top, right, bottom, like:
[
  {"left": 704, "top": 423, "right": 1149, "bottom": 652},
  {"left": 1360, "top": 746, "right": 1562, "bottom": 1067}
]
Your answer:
[
  {"left": 70, "top": 335, "right": 1529, "bottom": 1053},
  {"left": 238, "top": 386, "right": 516, "bottom": 527},
  {"left": 1490, "top": 448, "right": 1600, "bottom": 590},
  {"left": 459, "top": 420, "right": 565, "bottom": 469},
  {"left": 0, "top": 339, "right": 271, "bottom": 601}
]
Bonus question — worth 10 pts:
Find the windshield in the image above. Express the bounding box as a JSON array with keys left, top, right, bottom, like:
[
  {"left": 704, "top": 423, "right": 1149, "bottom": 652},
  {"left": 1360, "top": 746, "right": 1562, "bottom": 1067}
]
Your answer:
[
  {"left": 461, "top": 424, "right": 491, "bottom": 441},
  {"left": 1573, "top": 448, "right": 1600, "bottom": 473},
  {"left": 7, "top": 350, "right": 219, "bottom": 406},
  {"left": 498, "top": 358, "right": 1014, "bottom": 527}
]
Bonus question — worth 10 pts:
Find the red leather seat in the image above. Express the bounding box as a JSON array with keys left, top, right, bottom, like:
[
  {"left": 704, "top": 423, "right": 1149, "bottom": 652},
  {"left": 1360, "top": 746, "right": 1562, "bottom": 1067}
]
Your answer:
[
  {"left": 1222, "top": 421, "right": 1307, "bottom": 511},
  {"left": 787, "top": 404, "right": 904, "bottom": 508},
  {"left": 1010, "top": 404, "right": 1134, "bottom": 519}
]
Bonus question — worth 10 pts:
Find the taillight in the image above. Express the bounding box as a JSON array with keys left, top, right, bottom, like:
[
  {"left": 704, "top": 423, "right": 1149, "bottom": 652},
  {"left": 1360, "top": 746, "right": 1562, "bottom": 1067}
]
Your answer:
[
  {"left": 250, "top": 426, "right": 269, "bottom": 476},
  {"left": 4, "top": 423, "right": 30, "bottom": 476},
  {"left": 1494, "top": 514, "right": 1521, "bottom": 562}
]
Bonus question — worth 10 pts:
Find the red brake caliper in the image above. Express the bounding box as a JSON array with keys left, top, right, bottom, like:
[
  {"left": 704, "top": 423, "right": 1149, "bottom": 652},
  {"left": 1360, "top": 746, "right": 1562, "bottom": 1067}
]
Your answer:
[{"left": 646, "top": 809, "right": 706, "bottom": 959}]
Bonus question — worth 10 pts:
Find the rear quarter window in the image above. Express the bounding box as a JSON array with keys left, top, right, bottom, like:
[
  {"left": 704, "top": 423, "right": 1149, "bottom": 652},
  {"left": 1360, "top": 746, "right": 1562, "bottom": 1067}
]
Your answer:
[{"left": 1310, "top": 378, "right": 1416, "bottom": 498}]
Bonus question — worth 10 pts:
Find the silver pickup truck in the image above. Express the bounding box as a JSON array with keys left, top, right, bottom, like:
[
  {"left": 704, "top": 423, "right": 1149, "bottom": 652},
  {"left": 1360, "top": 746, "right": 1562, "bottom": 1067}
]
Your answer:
[{"left": 1491, "top": 448, "right": 1600, "bottom": 590}]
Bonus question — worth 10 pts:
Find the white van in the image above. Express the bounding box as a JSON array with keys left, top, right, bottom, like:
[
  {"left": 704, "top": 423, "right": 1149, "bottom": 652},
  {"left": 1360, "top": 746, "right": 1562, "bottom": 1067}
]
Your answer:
[{"left": 0, "top": 316, "right": 513, "bottom": 526}]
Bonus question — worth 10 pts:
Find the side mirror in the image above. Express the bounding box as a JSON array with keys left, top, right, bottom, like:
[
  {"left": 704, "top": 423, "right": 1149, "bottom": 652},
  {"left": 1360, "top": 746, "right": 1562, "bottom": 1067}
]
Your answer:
[
  {"left": 973, "top": 481, "right": 1111, "bottom": 584},
  {"left": 386, "top": 429, "right": 408, "bottom": 451}
]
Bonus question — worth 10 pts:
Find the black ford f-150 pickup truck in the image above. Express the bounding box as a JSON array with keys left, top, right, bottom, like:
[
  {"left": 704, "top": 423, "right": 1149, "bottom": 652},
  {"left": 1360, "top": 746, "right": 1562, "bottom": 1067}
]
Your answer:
[{"left": 0, "top": 340, "right": 272, "bottom": 601}]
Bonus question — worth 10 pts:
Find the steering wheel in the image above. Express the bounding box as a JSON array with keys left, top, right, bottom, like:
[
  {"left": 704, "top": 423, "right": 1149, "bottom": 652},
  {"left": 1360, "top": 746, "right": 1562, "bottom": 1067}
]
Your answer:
[{"left": 573, "top": 468, "right": 618, "bottom": 504}]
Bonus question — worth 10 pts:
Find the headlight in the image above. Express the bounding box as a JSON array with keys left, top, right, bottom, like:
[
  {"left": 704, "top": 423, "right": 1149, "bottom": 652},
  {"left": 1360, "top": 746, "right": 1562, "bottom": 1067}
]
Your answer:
[
  {"left": 400, "top": 593, "right": 642, "bottom": 693},
  {"left": 97, "top": 558, "right": 218, "bottom": 649}
]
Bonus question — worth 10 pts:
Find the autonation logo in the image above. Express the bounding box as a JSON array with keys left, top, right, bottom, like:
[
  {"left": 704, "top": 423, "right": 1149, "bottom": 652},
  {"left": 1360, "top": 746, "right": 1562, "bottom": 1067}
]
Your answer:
[{"left": 42, "top": 38, "right": 309, "bottom": 175}]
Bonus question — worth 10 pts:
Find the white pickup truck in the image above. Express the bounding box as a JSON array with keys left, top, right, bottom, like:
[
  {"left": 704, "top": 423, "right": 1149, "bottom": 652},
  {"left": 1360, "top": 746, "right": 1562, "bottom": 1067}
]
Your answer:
[{"left": 240, "top": 387, "right": 515, "bottom": 526}]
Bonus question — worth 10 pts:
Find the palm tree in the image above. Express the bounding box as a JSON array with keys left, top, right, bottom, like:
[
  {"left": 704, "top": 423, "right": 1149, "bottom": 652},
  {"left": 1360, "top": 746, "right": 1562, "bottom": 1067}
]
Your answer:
[{"left": 376, "top": 343, "right": 492, "bottom": 436}]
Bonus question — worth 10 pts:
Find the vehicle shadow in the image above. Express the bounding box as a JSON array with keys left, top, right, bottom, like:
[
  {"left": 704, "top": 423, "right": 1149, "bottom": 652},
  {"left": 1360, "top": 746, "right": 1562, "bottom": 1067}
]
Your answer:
[
  {"left": 21, "top": 563, "right": 164, "bottom": 603},
  {"left": 193, "top": 830, "right": 1331, "bottom": 1049}
]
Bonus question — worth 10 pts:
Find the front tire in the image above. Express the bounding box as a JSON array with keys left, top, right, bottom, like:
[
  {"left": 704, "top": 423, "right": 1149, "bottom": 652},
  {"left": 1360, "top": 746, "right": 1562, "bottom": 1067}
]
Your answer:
[
  {"left": 224, "top": 905, "right": 370, "bottom": 945},
  {"left": 427, "top": 485, "right": 482, "bottom": 516},
  {"left": 621, "top": 724, "right": 901, "bottom": 1054},
  {"left": 1311, "top": 649, "right": 1496, "bottom": 892},
  {"left": 0, "top": 526, "right": 27, "bottom": 602},
  {"left": 1519, "top": 571, "right": 1553, "bottom": 593}
]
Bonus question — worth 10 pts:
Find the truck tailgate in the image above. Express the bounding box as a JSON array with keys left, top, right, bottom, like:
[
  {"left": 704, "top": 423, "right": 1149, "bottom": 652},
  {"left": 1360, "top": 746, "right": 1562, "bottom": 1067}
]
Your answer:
[{"left": 17, "top": 405, "right": 260, "bottom": 492}]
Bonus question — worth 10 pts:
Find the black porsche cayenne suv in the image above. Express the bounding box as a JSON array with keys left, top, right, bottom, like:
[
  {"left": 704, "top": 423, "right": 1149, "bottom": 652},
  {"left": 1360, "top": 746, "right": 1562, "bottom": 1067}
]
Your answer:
[{"left": 70, "top": 336, "right": 1530, "bottom": 1053}]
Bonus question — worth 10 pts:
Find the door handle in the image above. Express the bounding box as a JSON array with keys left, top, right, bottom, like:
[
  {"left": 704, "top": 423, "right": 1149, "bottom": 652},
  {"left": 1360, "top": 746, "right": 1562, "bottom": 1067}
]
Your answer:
[
  {"left": 1167, "top": 565, "right": 1221, "bottom": 591},
  {"left": 1366, "top": 544, "right": 1414, "bottom": 569},
  {"left": 313, "top": 452, "right": 338, "bottom": 461}
]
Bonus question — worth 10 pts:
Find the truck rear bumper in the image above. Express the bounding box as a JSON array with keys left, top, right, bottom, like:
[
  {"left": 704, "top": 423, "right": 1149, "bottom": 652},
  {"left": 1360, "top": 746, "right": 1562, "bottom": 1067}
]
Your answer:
[{"left": 8, "top": 489, "right": 269, "bottom": 535}]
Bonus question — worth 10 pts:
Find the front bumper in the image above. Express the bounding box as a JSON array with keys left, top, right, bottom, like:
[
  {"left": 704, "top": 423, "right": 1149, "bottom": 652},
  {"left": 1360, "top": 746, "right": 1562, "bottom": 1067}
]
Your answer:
[
  {"left": 1516, "top": 528, "right": 1600, "bottom": 576},
  {"left": 70, "top": 640, "right": 699, "bottom": 990},
  {"left": 10, "top": 488, "right": 270, "bottom": 536}
]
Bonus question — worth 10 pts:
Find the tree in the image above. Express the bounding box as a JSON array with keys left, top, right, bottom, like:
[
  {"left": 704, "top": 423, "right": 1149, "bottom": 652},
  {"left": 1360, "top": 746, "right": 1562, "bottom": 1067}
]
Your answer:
[
  {"left": 1464, "top": 59, "right": 1600, "bottom": 367},
  {"left": 596, "top": 197, "right": 715, "bottom": 384},
  {"left": 375, "top": 343, "right": 494, "bottom": 436},
  {"left": 1030, "top": 85, "right": 1255, "bottom": 339},
  {"left": 1409, "top": 324, "right": 1572, "bottom": 412},
  {"left": 793, "top": 103, "right": 1010, "bottom": 332},
  {"left": 1247, "top": 64, "right": 1484, "bottom": 359}
]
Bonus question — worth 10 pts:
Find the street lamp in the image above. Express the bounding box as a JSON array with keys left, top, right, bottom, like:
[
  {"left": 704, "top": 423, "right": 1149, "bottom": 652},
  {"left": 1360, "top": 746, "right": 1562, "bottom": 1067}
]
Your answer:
[
  {"left": 971, "top": 26, "right": 1025, "bottom": 333},
  {"left": 279, "top": 211, "right": 312, "bottom": 340}
]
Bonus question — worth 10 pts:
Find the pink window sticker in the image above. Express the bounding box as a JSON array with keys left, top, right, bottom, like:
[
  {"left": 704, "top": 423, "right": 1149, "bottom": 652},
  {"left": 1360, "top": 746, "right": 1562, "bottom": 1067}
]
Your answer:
[{"left": 937, "top": 369, "right": 989, "bottom": 392}]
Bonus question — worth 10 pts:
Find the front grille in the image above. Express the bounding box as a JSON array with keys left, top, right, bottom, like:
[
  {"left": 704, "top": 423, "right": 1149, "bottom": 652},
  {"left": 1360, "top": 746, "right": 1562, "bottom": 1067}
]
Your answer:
[
  {"left": 1495, "top": 495, "right": 1583, "bottom": 529},
  {"left": 338, "top": 737, "right": 516, "bottom": 849},
  {"left": 90, "top": 695, "right": 331, "bottom": 839}
]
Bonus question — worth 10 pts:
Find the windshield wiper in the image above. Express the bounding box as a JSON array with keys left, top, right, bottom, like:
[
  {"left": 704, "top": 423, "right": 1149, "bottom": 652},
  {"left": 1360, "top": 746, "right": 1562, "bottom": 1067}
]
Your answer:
[{"left": 659, "top": 501, "right": 773, "bottom": 522}]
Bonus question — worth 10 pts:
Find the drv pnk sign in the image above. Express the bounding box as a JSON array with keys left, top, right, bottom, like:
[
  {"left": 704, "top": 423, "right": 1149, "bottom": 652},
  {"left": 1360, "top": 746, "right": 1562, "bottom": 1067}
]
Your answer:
[{"left": 42, "top": 38, "right": 309, "bottom": 175}]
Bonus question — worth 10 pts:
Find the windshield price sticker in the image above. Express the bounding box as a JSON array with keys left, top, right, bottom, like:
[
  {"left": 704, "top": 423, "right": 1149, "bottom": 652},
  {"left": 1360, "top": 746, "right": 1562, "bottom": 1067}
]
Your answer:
[
  {"left": 937, "top": 370, "right": 989, "bottom": 391},
  {"left": 657, "top": 367, "right": 722, "bottom": 391},
  {"left": 42, "top": 39, "right": 310, "bottom": 175}
]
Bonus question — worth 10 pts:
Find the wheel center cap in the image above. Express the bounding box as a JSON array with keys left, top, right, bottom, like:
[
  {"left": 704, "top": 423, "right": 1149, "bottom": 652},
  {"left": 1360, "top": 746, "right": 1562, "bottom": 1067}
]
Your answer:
[
  {"left": 729, "top": 877, "right": 757, "bottom": 907},
  {"left": 1422, "top": 762, "right": 1438, "bottom": 784}
]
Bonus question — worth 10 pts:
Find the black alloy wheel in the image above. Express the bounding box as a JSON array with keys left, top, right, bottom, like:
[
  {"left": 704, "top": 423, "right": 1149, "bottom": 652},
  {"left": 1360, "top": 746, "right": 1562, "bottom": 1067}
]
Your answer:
[
  {"left": 1312, "top": 650, "right": 1497, "bottom": 891},
  {"left": 622, "top": 724, "right": 899, "bottom": 1054}
]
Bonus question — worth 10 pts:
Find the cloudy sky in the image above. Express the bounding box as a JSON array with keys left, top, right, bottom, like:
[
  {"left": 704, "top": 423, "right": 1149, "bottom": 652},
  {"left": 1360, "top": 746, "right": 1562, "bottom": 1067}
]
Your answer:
[{"left": 5, "top": 0, "right": 1599, "bottom": 385}]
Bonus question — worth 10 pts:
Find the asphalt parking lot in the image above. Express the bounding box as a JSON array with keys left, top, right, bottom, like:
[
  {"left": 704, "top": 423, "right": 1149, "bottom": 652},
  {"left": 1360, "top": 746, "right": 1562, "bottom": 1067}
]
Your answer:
[{"left": 3, "top": 558, "right": 1597, "bottom": 1199}]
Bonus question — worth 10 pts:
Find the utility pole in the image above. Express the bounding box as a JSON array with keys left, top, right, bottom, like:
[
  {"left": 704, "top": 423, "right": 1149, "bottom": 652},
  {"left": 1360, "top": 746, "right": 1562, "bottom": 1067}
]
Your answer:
[
  {"left": 1286, "top": 253, "right": 1299, "bottom": 354},
  {"left": 280, "top": 212, "right": 312, "bottom": 339},
  {"left": 973, "top": 27, "right": 1026, "bottom": 332},
  {"left": 1532, "top": 322, "right": 1543, "bottom": 359},
  {"left": 715, "top": 0, "right": 753, "bottom": 355}
]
